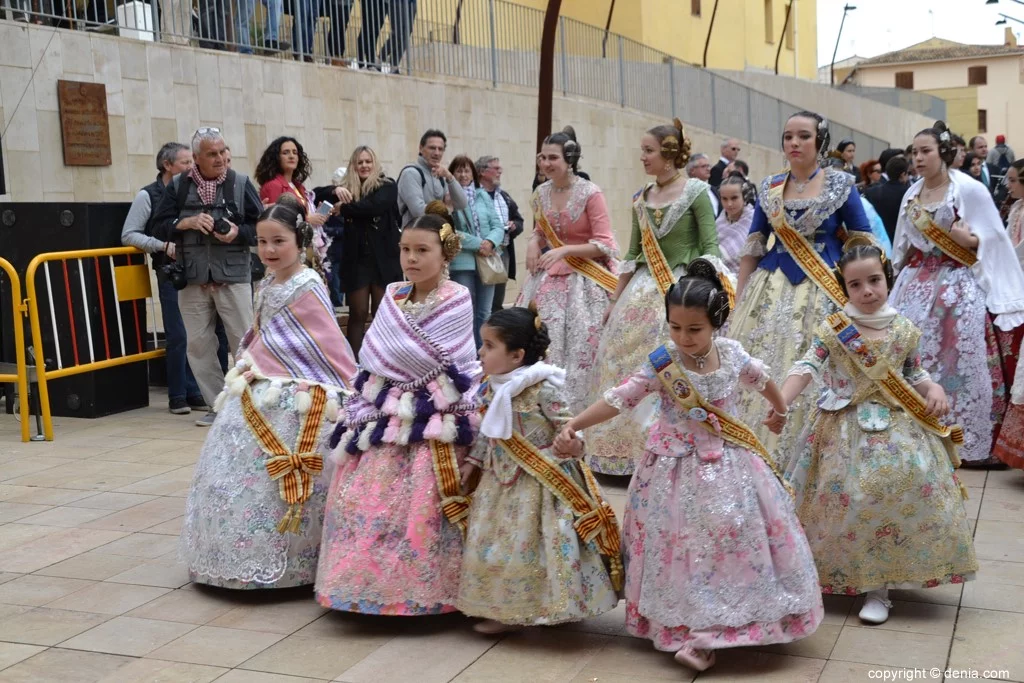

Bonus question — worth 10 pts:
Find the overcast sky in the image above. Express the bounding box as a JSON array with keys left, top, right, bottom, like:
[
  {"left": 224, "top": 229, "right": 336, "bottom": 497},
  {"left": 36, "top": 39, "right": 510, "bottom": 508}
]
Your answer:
[{"left": 816, "top": 0, "right": 1022, "bottom": 66}]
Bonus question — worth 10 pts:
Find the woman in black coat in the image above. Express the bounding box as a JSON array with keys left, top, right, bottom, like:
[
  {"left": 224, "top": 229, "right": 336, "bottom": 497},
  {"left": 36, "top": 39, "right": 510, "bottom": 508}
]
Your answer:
[{"left": 316, "top": 146, "right": 402, "bottom": 355}]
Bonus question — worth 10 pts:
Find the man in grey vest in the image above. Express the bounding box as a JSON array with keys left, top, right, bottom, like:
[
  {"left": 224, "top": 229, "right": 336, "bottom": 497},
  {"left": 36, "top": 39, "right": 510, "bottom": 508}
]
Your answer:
[
  {"left": 396, "top": 128, "right": 468, "bottom": 226},
  {"left": 152, "top": 128, "right": 262, "bottom": 426}
]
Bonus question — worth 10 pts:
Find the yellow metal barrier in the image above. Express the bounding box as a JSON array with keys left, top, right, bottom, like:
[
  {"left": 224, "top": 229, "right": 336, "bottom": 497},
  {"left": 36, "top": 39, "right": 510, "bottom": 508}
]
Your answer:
[
  {"left": 24, "top": 247, "right": 165, "bottom": 441},
  {"left": 0, "top": 258, "right": 31, "bottom": 442}
]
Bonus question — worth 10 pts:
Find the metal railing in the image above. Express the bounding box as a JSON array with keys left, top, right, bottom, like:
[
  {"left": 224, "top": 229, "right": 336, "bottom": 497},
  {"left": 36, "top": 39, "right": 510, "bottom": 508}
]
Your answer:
[
  {"left": 24, "top": 247, "right": 164, "bottom": 441},
  {"left": 0, "top": 0, "right": 889, "bottom": 156},
  {"left": 0, "top": 258, "right": 32, "bottom": 443}
]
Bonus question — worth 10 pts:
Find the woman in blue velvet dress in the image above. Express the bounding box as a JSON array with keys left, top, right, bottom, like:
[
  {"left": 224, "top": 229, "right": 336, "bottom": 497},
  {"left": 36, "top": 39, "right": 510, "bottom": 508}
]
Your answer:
[{"left": 728, "top": 112, "right": 871, "bottom": 464}]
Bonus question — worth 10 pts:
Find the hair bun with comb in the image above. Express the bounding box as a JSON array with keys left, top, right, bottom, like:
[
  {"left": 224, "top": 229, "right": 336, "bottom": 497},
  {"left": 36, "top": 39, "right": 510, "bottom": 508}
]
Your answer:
[
  {"left": 684, "top": 257, "right": 723, "bottom": 289},
  {"left": 841, "top": 233, "right": 878, "bottom": 254}
]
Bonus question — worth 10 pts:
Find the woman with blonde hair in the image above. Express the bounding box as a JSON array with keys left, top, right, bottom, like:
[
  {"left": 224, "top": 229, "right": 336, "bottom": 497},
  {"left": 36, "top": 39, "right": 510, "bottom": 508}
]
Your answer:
[{"left": 318, "top": 145, "right": 403, "bottom": 355}]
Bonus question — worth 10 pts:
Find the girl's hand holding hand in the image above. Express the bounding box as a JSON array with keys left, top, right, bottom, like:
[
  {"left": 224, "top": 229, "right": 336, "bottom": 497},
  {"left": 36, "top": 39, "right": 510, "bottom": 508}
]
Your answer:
[
  {"left": 949, "top": 220, "right": 979, "bottom": 249},
  {"left": 538, "top": 246, "right": 569, "bottom": 271},
  {"left": 460, "top": 462, "right": 480, "bottom": 493},
  {"left": 554, "top": 425, "right": 577, "bottom": 453},
  {"left": 763, "top": 407, "right": 788, "bottom": 435},
  {"left": 553, "top": 433, "right": 583, "bottom": 459},
  {"left": 526, "top": 239, "right": 541, "bottom": 274}
]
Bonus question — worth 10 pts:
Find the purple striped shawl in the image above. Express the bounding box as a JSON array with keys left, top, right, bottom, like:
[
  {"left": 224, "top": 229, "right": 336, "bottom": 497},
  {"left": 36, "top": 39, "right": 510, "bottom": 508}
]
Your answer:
[
  {"left": 242, "top": 282, "right": 357, "bottom": 392},
  {"left": 348, "top": 280, "right": 480, "bottom": 424}
]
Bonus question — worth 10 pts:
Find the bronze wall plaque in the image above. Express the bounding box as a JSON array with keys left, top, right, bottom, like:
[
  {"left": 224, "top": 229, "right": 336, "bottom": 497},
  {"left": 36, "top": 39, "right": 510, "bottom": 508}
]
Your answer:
[{"left": 57, "top": 80, "right": 112, "bottom": 167}]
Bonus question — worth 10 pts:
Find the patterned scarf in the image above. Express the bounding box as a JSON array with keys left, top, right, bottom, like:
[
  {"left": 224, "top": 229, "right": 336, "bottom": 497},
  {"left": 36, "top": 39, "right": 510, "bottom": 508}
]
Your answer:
[
  {"left": 188, "top": 165, "right": 228, "bottom": 206},
  {"left": 491, "top": 188, "right": 509, "bottom": 225}
]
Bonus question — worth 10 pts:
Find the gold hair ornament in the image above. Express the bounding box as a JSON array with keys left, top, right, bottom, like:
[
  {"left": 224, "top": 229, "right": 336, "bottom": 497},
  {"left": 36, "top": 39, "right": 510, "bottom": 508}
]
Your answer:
[{"left": 661, "top": 136, "right": 680, "bottom": 158}]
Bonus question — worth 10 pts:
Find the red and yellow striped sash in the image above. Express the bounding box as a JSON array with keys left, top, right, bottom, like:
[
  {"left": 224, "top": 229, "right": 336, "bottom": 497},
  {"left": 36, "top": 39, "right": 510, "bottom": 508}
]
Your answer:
[
  {"left": 906, "top": 196, "right": 978, "bottom": 267},
  {"left": 429, "top": 440, "right": 471, "bottom": 536},
  {"left": 533, "top": 205, "right": 618, "bottom": 293}
]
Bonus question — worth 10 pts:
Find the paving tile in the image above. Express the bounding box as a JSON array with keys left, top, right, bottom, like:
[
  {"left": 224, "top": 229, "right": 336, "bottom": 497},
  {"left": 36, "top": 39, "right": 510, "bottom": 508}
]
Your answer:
[
  {"left": 67, "top": 492, "right": 159, "bottom": 510},
  {"left": 146, "top": 515, "right": 184, "bottom": 535},
  {"left": 979, "top": 486, "right": 1024, "bottom": 523},
  {"left": 106, "top": 556, "right": 191, "bottom": 589},
  {"left": 0, "top": 502, "right": 53, "bottom": 524},
  {"left": 15, "top": 506, "right": 118, "bottom": 528},
  {"left": 81, "top": 497, "right": 186, "bottom": 532},
  {"left": 983, "top": 469, "right": 1024, "bottom": 491},
  {"left": 208, "top": 599, "right": 328, "bottom": 635},
  {"left": 33, "top": 549, "right": 146, "bottom": 580},
  {"left": 240, "top": 633, "right": 393, "bottom": 680},
  {"left": 60, "top": 615, "right": 198, "bottom": 657},
  {"left": 759, "top": 623, "right": 842, "bottom": 659},
  {"left": 147, "top": 625, "right": 286, "bottom": 668},
  {"left": 0, "top": 647, "right": 134, "bottom": 682},
  {"left": 216, "top": 671, "right": 327, "bottom": 683},
  {"left": 569, "top": 670, "right": 690, "bottom": 683},
  {"left": 890, "top": 581, "right": 964, "bottom": 606},
  {"left": 94, "top": 532, "right": 180, "bottom": 558},
  {"left": 0, "top": 574, "right": 94, "bottom": 606},
  {"left": 94, "top": 659, "right": 226, "bottom": 683},
  {"left": 689, "top": 651, "right": 826, "bottom": 681},
  {"left": 3, "top": 489, "right": 96, "bottom": 506},
  {"left": 842, "top": 599, "right": 958, "bottom": 637},
  {"left": 974, "top": 520, "right": 1024, "bottom": 563},
  {"left": 557, "top": 635, "right": 690, "bottom": 683},
  {"left": 830, "top": 625, "right": 950, "bottom": 670},
  {"left": 821, "top": 595, "right": 856, "bottom": 625},
  {"left": 113, "top": 467, "right": 196, "bottom": 496},
  {"left": 949, "top": 607, "right": 1024, "bottom": 681},
  {"left": 335, "top": 629, "right": 498, "bottom": 683},
  {"left": 817, "top": 660, "right": 919, "bottom": 683},
  {"left": 0, "top": 527, "right": 128, "bottom": 573},
  {"left": 0, "top": 642, "right": 46, "bottom": 671},
  {"left": 46, "top": 581, "right": 170, "bottom": 615},
  {"left": 956, "top": 469, "right": 988, "bottom": 488},
  {"left": 451, "top": 629, "right": 612, "bottom": 683},
  {"left": 126, "top": 586, "right": 243, "bottom": 624},
  {"left": 0, "top": 607, "right": 112, "bottom": 646}
]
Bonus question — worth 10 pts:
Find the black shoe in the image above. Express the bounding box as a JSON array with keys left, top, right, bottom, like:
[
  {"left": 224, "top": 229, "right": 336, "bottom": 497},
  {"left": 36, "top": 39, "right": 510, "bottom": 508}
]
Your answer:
[
  {"left": 169, "top": 398, "right": 191, "bottom": 415},
  {"left": 187, "top": 395, "right": 210, "bottom": 411}
]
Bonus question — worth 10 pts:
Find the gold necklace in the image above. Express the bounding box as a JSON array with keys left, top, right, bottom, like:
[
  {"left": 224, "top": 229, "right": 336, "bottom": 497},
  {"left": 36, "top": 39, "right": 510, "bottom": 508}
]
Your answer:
[
  {"left": 656, "top": 172, "right": 681, "bottom": 188},
  {"left": 683, "top": 343, "right": 715, "bottom": 370}
]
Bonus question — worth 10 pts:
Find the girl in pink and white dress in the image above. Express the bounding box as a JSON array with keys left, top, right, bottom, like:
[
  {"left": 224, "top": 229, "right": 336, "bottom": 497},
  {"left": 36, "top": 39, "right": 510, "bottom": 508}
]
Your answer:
[{"left": 557, "top": 259, "right": 822, "bottom": 673}]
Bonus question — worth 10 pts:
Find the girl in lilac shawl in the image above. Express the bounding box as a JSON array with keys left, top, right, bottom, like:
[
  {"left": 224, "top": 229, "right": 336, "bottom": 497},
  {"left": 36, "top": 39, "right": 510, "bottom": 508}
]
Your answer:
[{"left": 316, "top": 203, "right": 482, "bottom": 615}]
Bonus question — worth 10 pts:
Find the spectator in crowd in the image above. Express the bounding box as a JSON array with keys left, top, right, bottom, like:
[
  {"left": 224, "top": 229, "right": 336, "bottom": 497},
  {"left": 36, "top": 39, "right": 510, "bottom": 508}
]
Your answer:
[
  {"left": 122, "top": 143, "right": 208, "bottom": 415},
  {"left": 448, "top": 154, "right": 506, "bottom": 346},
  {"left": 724, "top": 159, "right": 749, "bottom": 179},
  {"left": 358, "top": 0, "right": 417, "bottom": 73},
  {"left": 969, "top": 135, "right": 998, "bottom": 191},
  {"left": 396, "top": 129, "right": 468, "bottom": 226},
  {"left": 963, "top": 152, "right": 986, "bottom": 184},
  {"left": 224, "top": 146, "right": 233, "bottom": 169},
  {"left": 709, "top": 137, "right": 741, "bottom": 187},
  {"left": 859, "top": 159, "right": 882, "bottom": 189},
  {"left": 837, "top": 139, "right": 860, "bottom": 182},
  {"left": 152, "top": 129, "right": 262, "bottom": 427},
  {"left": 686, "top": 153, "right": 720, "bottom": 217},
  {"left": 236, "top": 0, "right": 286, "bottom": 55},
  {"left": 989, "top": 134, "right": 1016, "bottom": 173},
  {"left": 476, "top": 155, "right": 524, "bottom": 312},
  {"left": 325, "top": 146, "right": 403, "bottom": 355},
  {"left": 873, "top": 148, "right": 904, "bottom": 185},
  {"left": 326, "top": 0, "right": 355, "bottom": 66},
  {"left": 312, "top": 166, "right": 348, "bottom": 307},
  {"left": 715, "top": 174, "right": 753, "bottom": 274},
  {"left": 864, "top": 155, "right": 910, "bottom": 242}
]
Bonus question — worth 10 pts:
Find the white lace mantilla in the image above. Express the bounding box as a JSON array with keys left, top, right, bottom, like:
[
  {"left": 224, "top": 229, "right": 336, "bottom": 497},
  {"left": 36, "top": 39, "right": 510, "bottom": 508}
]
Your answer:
[
  {"left": 757, "top": 167, "right": 854, "bottom": 238},
  {"left": 537, "top": 177, "right": 600, "bottom": 227},
  {"left": 255, "top": 268, "right": 323, "bottom": 323},
  {"left": 640, "top": 178, "right": 710, "bottom": 238}
]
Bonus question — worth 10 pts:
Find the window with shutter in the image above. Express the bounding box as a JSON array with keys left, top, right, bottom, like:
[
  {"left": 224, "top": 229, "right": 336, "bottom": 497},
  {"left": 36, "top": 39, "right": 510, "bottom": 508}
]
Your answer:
[
  {"left": 979, "top": 109, "right": 988, "bottom": 133},
  {"left": 895, "top": 71, "right": 914, "bottom": 89},
  {"left": 968, "top": 66, "right": 987, "bottom": 85},
  {"left": 691, "top": 0, "right": 701, "bottom": 16}
]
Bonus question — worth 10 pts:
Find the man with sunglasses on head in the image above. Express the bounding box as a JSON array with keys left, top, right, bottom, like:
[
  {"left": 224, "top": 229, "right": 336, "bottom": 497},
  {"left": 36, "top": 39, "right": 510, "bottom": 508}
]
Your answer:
[
  {"left": 709, "top": 137, "right": 741, "bottom": 188},
  {"left": 152, "top": 128, "right": 263, "bottom": 427}
]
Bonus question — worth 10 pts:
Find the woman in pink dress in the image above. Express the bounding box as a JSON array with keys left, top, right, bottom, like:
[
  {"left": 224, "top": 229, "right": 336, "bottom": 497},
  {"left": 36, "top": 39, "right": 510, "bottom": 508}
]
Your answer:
[
  {"left": 517, "top": 127, "right": 618, "bottom": 413},
  {"left": 315, "top": 204, "right": 481, "bottom": 615}
]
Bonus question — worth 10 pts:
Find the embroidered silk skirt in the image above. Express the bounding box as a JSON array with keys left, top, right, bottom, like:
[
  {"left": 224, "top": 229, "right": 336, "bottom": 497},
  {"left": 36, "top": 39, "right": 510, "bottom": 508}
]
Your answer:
[
  {"left": 516, "top": 270, "right": 611, "bottom": 415},
  {"left": 179, "top": 381, "right": 334, "bottom": 589},
  {"left": 314, "top": 441, "right": 466, "bottom": 615},
  {"left": 727, "top": 267, "right": 838, "bottom": 469},
  {"left": 785, "top": 406, "right": 978, "bottom": 593},
  {"left": 624, "top": 447, "right": 822, "bottom": 652},
  {"left": 892, "top": 249, "right": 1022, "bottom": 465}
]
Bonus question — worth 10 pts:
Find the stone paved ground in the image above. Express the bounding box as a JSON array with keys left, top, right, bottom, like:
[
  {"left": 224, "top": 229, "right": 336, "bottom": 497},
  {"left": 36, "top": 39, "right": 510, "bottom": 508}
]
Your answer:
[{"left": 0, "top": 392, "right": 1021, "bottom": 683}]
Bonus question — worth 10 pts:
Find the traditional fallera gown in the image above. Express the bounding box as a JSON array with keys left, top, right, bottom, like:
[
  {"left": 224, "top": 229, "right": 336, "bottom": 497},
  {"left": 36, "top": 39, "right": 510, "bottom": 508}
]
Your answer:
[
  {"left": 180, "top": 268, "right": 357, "bottom": 589},
  {"left": 784, "top": 311, "right": 978, "bottom": 593},
  {"left": 995, "top": 199, "right": 1024, "bottom": 469},
  {"left": 715, "top": 203, "right": 753, "bottom": 274},
  {"left": 586, "top": 180, "right": 720, "bottom": 475},
  {"left": 516, "top": 178, "right": 618, "bottom": 415},
  {"left": 728, "top": 167, "right": 870, "bottom": 467},
  {"left": 605, "top": 338, "right": 822, "bottom": 652},
  {"left": 314, "top": 279, "right": 481, "bottom": 615},
  {"left": 457, "top": 367, "right": 619, "bottom": 625},
  {"left": 891, "top": 171, "right": 1024, "bottom": 465}
]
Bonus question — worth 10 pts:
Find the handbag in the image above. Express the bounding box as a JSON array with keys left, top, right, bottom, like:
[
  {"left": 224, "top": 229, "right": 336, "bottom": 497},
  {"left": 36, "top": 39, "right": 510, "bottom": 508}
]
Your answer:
[{"left": 476, "top": 251, "right": 508, "bottom": 285}]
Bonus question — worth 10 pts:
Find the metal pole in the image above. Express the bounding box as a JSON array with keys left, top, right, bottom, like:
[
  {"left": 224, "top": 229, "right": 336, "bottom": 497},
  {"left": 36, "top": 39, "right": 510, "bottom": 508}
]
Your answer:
[
  {"left": 775, "top": 0, "right": 793, "bottom": 74},
  {"left": 489, "top": 0, "right": 498, "bottom": 87},
  {"left": 702, "top": 0, "right": 720, "bottom": 67},
  {"left": 710, "top": 72, "right": 717, "bottom": 134},
  {"left": 668, "top": 56, "right": 676, "bottom": 117},
  {"left": 538, "top": 0, "right": 564, "bottom": 152},
  {"left": 617, "top": 34, "right": 625, "bottom": 107},
  {"left": 558, "top": 15, "right": 568, "bottom": 97},
  {"left": 831, "top": 6, "right": 850, "bottom": 85},
  {"left": 601, "top": 0, "right": 616, "bottom": 58}
]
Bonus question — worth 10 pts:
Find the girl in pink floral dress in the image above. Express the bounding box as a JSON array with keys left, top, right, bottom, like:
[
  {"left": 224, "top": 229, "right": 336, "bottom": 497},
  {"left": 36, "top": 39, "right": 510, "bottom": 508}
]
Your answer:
[{"left": 557, "top": 259, "right": 822, "bottom": 672}]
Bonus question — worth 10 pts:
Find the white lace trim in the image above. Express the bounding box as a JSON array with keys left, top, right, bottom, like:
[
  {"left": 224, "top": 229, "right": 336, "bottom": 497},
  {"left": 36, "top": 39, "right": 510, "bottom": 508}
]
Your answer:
[
  {"left": 757, "top": 167, "right": 854, "bottom": 238},
  {"left": 619, "top": 259, "right": 638, "bottom": 274},
  {"left": 537, "top": 178, "right": 600, "bottom": 225},
  {"left": 589, "top": 238, "right": 618, "bottom": 260},
  {"left": 741, "top": 233, "right": 767, "bottom": 258},
  {"left": 638, "top": 179, "right": 710, "bottom": 239}
]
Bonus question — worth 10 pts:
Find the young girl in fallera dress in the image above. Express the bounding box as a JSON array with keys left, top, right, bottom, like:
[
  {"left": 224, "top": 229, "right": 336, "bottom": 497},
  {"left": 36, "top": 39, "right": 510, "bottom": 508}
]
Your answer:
[
  {"left": 457, "top": 306, "right": 620, "bottom": 634},
  {"left": 777, "top": 238, "right": 977, "bottom": 625},
  {"left": 557, "top": 259, "right": 822, "bottom": 672},
  {"left": 179, "top": 201, "right": 357, "bottom": 589}
]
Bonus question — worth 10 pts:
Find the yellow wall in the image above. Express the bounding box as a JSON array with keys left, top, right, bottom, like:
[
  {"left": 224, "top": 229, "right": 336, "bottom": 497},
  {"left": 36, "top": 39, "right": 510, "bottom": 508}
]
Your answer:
[
  {"left": 483, "top": 0, "right": 818, "bottom": 79},
  {"left": 921, "top": 86, "right": 979, "bottom": 140},
  {"left": 853, "top": 54, "right": 1024, "bottom": 145}
]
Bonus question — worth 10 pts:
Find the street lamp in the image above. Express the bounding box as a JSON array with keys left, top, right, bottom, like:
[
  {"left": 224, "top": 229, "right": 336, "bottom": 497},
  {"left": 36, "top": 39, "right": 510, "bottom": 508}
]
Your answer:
[
  {"left": 830, "top": 3, "right": 857, "bottom": 86},
  {"left": 988, "top": 0, "right": 1024, "bottom": 5},
  {"left": 997, "top": 13, "right": 1024, "bottom": 23}
]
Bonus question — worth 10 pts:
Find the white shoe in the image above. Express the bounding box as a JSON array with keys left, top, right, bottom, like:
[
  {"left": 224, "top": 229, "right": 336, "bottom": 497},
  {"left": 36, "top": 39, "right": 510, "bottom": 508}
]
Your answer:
[{"left": 858, "top": 589, "right": 892, "bottom": 624}]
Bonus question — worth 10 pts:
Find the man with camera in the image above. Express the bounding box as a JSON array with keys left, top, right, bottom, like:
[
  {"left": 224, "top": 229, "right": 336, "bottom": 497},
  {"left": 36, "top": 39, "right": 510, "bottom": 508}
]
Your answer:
[{"left": 152, "top": 128, "right": 262, "bottom": 426}]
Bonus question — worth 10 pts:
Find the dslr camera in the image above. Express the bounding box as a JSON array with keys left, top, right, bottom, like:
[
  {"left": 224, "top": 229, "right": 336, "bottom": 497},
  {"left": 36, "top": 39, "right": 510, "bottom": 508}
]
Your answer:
[{"left": 160, "top": 260, "right": 188, "bottom": 291}]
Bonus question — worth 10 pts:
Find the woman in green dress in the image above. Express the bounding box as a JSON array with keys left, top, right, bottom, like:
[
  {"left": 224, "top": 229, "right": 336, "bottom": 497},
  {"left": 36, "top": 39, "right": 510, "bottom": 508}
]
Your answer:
[{"left": 586, "top": 120, "right": 722, "bottom": 475}]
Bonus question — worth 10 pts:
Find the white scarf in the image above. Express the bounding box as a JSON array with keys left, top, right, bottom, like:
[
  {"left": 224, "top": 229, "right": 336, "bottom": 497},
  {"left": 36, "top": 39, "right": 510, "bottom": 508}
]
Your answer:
[
  {"left": 480, "top": 362, "right": 566, "bottom": 440},
  {"left": 844, "top": 302, "right": 898, "bottom": 330}
]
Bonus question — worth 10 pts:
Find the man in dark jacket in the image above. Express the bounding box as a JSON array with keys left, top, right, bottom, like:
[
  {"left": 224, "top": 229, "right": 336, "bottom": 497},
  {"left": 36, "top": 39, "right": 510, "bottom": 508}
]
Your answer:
[
  {"left": 865, "top": 155, "right": 910, "bottom": 242},
  {"left": 477, "top": 155, "right": 524, "bottom": 312}
]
